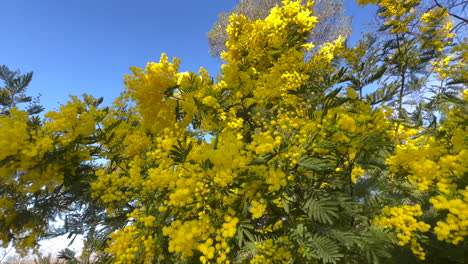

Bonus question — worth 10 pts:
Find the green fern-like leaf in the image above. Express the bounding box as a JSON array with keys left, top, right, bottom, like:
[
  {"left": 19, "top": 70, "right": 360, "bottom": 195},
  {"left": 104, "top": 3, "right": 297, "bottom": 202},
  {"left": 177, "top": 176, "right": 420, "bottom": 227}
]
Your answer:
[
  {"left": 309, "top": 234, "right": 344, "bottom": 264},
  {"left": 303, "top": 197, "right": 339, "bottom": 225},
  {"left": 236, "top": 220, "right": 255, "bottom": 247},
  {"left": 298, "top": 157, "right": 335, "bottom": 172},
  {"left": 57, "top": 248, "right": 76, "bottom": 260},
  {"left": 169, "top": 139, "right": 193, "bottom": 163},
  {"left": 329, "top": 230, "right": 361, "bottom": 250},
  {"left": 357, "top": 228, "right": 395, "bottom": 264}
]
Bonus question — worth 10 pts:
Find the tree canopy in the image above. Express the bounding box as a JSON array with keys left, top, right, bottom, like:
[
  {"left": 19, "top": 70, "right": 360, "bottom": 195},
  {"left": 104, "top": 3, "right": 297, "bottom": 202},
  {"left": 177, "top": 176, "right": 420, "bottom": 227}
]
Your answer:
[
  {"left": 207, "top": 0, "right": 351, "bottom": 57},
  {"left": 0, "top": 0, "right": 466, "bottom": 263}
]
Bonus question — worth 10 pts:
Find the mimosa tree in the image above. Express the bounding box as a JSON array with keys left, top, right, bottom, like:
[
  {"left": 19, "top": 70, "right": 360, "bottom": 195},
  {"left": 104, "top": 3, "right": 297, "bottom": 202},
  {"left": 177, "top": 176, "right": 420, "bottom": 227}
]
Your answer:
[{"left": 0, "top": 1, "right": 466, "bottom": 263}]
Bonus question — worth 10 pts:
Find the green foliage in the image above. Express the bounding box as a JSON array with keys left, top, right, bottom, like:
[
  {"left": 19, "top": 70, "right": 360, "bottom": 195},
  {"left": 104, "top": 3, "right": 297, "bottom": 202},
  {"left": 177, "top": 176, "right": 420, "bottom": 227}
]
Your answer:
[
  {"left": 0, "top": 65, "right": 43, "bottom": 115},
  {"left": 302, "top": 196, "right": 339, "bottom": 225}
]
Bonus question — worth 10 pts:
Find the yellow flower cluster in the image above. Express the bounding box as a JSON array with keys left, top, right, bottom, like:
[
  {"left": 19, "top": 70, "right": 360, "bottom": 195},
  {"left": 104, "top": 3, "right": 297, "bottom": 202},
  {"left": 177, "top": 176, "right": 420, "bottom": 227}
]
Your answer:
[
  {"left": 432, "top": 43, "right": 468, "bottom": 81},
  {"left": 105, "top": 225, "right": 140, "bottom": 263},
  {"left": 265, "top": 168, "right": 288, "bottom": 192},
  {"left": 0, "top": 98, "right": 103, "bottom": 252},
  {"left": 221, "top": 0, "right": 319, "bottom": 106},
  {"left": 387, "top": 91, "right": 467, "bottom": 246},
  {"left": 104, "top": 221, "right": 160, "bottom": 264},
  {"left": 355, "top": 0, "right": 379, "bottom": 5},
  {"left": 124, "top": 54, "right": 184, "bottom": 132},
  {"left": 258, "top": 220, "right": 284, "bottom": 235},
  {"left": 378, "top": 0, "right": 420, "bottom": 33},
  {"left": 44, "top": 94, "right": 103, "bottom": 145},
  {"left": 373, "top": 205, "right": 430, "bottom": 260},
  {"left": 0, "top": 108, "right": 29, "bottom": 160},
  {"left": 0, "top": 108, "right": 63, "bottom": 194},
  {"left": 430, "top": 195, "right": 468, "bottom": 245},
  {"left": 92, "top": 125, "right": 250, "bottom": 261},
  {"left": 91, "top": 169, "right": 138, "bottom": 204},
  {"left": 250, "top": 199, "right": 267, "bottom": 219},
  {"left": 250, "top": 238, "right": 292, "bottom": 264},
  {"left": 162, "top": 218, "right": 212, "bottom": 257},
  {"left": 387, "top": 140, "right": 442, "bottom": 191},
  {"left": 314, "top": 36, "right": 345, "bottom": 63},
  {"left": 419, "top": 7, "right": 454, "bottom": 52},
  {"left": 351, "top": 166, "right": 365, "bottom": 183}
]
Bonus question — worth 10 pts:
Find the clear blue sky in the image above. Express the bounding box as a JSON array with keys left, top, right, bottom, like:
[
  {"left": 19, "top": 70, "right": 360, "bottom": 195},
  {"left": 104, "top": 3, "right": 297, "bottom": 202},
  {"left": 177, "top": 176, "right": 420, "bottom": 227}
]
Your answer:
[{"left": 1, "top": 0, "right": 375, "bottom": 111}]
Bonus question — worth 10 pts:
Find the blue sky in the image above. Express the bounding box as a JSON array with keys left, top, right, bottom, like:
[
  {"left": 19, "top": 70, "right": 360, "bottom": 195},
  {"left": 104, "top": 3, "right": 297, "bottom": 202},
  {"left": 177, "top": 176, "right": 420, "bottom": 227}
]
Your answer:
[{"left": 1, "top": 0, "right": 376, "bottom": 111}]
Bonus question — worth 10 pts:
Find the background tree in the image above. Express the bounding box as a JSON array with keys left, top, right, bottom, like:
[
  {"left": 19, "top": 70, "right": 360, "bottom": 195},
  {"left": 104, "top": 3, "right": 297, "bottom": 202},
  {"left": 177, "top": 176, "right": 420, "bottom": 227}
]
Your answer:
[{"left": 207, "top": 0, "right": 351, "bottom": 57}]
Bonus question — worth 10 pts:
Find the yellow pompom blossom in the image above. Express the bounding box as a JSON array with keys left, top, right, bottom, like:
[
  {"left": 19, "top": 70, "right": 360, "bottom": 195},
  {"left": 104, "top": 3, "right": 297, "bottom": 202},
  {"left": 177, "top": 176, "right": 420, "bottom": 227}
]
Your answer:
[
  {"left": 373, "top": 205, "right": 431, "bottom": 260},
  {"left": 351, "top": 166, "right": 365, "bottom": 183},
  {"left": 162, "top": 218, "right": 213, "bottom": 257},
  {"left": 105, "top": 225, "right": 141, "bottom": 263},
  {"left": 378, "top": 0, "right": 420, "bottom": 33},
  {"left": 265, "top": 168, "right": 288, "bottom": 192},
  {"left": 221, "top": 0, "right": 319, "bottom": 106},
  {"left": 0, "top": 108, "right": 29, "bottom": 161},
  {"left": 432, "top": 43, "right": 468, "bottom": 81},
  {"left": 387, "top": 90, "right": 468, "bottom": 246},
  {"left": 355, "top": 0, "right": 379, "bottom": 5},
  {"left": 250, "top": 199, "right": 267, "bottom": 219},
  {"left": 250, "top": 238, "right": 292, "bottom": 264},
  {"left": 314, "top": 36, "right": 345, "bottom": 64},
  {"left": 356, "top": 0, "right": 455, "bottom": 54},
  {"left": 430, "top": 194, "right": 468, "bottom": 245},
  {"left": 123, "top": 54, "right": 184, "bottom": 132},
  {"left": 0, "top": 95, "right": 105, "bottom": 253},
  {"left": 44, "top": 94, "right": 104, "bottom": 145},
  {"left": 0, "top": 108, "right": 62, "bottom": 194},
  {"left": 419, "top": 7, "right": 454, "bottom": 51}
]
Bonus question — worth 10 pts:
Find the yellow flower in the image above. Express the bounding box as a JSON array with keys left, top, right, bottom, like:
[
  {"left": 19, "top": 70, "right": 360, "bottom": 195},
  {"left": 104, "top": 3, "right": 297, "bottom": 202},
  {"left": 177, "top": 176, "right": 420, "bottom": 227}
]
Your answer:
[{"left": 250, "top": 199, "right": 267, "bottom": 219}]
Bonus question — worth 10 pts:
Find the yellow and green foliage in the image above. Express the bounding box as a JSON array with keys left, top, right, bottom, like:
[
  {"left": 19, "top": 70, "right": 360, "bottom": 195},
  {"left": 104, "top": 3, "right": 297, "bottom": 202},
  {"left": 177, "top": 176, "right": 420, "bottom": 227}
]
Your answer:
[{"left": 0, "top": 0, "right": 466, "bottom": 263}]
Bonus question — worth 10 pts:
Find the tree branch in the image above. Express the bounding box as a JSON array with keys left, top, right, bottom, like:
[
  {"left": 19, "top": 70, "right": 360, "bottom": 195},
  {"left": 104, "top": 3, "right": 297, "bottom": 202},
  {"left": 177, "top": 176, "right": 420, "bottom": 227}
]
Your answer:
[{"left": 434, "top": 0, "right": 468, "bottom": 24}]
